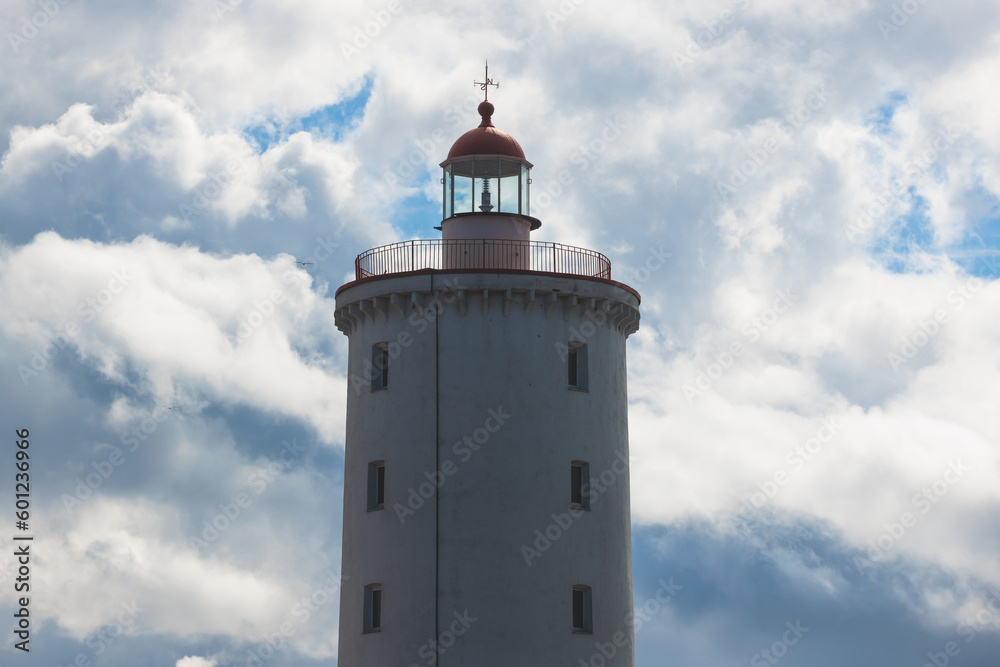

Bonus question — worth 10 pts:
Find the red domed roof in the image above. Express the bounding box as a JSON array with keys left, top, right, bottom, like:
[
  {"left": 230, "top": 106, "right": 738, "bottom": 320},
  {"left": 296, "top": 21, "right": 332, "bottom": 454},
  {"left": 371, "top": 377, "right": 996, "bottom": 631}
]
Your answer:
[{"left": 447, "top": 101, "right": 526, "bottom": 160}]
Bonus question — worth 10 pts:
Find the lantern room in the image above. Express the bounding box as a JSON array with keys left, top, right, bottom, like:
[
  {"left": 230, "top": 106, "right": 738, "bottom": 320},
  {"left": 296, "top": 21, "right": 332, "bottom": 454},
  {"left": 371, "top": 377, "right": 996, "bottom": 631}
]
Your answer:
[{"left": 439, "top": 100, "right": 541, "bottom": 242}]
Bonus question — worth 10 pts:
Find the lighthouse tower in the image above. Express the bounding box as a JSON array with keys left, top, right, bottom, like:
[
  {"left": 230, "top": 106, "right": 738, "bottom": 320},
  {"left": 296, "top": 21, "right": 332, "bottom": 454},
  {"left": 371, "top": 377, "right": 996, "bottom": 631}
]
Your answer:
[{"left": 335, "top": 78, "right": 641, "bottom": 665}]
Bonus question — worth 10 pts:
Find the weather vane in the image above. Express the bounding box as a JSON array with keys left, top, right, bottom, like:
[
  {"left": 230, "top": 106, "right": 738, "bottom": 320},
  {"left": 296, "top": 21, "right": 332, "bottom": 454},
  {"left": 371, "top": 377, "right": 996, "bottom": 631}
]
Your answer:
[{"left": 474, "top": 60, "right": 499, "bottom": 100}]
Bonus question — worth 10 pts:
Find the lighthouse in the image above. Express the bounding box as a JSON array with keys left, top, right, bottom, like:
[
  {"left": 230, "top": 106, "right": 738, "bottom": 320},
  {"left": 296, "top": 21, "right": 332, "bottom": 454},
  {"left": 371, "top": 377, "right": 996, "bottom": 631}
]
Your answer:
[{"left": 334, "top": 72, "right": 641, "bottom": 665}]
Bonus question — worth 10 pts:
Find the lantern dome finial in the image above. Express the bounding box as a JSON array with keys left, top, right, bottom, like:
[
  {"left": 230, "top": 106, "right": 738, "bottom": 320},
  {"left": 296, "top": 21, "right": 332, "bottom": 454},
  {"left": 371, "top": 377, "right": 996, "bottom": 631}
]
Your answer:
[{"left": 477, "top": 100, "right": 495, "bottom": 127}]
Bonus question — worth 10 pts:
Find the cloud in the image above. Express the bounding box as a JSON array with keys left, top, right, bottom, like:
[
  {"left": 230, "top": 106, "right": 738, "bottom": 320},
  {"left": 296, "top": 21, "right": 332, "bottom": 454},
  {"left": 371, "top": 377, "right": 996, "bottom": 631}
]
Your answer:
[
  {"left": 2, "top": 0, "right": 1000, "bottom": 665},
  {"left": 0, "top": 231, "right": 347, "bottom": 443},
  {"left": 0, "top": 90, "right": 391, "bottom": 253},
  {"left": 628, "top": 258, "right": 1000, "bottom": 602},
  {"left": 176, "top": 656, "right": 217, "bottom": 667},
  {"left": 40, "top": 497, "right": 292, "bottom": 640}
]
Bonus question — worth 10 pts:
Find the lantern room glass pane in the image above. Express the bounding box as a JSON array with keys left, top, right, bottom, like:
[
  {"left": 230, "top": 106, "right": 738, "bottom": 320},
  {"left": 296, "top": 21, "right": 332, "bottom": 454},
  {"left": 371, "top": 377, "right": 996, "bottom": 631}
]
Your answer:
[
  {"left": 449, "top": 159, "right": 475, "bottom": 214},
  {"left": 454, "top": 175, "right": 473, "bottom": 213},
  {"left": 499, "top": 175, "right": 519, "bottom": 213}
]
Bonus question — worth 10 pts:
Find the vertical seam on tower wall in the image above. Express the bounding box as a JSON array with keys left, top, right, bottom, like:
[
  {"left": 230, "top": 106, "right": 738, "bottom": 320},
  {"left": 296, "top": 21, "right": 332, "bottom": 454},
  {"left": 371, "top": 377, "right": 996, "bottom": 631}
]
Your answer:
[{"left": 433, "top": 275, "right": 440, "bottom": 662}]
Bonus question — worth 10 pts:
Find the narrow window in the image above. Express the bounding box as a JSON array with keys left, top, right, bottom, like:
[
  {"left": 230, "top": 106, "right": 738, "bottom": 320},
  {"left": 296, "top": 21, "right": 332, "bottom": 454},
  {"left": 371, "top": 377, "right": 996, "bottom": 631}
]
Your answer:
[
  {"left": 364, "top": 584, "right": 382, "bottom": 633},
  {"left": 368, "top": 461, "right": 385, "bottom": 510},
  {"left": 371, "top": 343, "right": 389, "bottom": 391},
  {"left": 573, "top": 585, "right": 593, "bottom": 633},
  {"left": 571, "top": 461, "right": 590, "bottom": 510},
  {"left": 568, "top": 342, "right": 588, "bottom": 391}
]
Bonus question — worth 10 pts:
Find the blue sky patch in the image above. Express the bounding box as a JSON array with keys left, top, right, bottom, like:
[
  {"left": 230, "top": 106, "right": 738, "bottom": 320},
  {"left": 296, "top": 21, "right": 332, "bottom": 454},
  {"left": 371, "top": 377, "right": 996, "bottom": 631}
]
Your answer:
[
  {"left": 394, "top": 191, "right": 442, "bottom": 238},
  {"left": 953, "top": 216, "right": 1000, "bottom": 278},
  {"left": 870, "top": 192, "right": 935, "bottom": 273},
  {"left": 867, "top": 189, "right": 1000, "bottom": 277},
  {"left": 867, "top": 91, "right": 908, "bottom": 136},
  {"left": 244, "top": 77, "right": 374, "bottom": 152}
]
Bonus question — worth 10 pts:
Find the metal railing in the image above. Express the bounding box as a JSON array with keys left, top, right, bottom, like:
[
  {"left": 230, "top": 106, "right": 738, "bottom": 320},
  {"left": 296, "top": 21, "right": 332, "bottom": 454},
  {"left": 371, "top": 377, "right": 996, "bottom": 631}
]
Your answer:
[{"left": 354, "top": 239, "right": 611, "bottom": 281}]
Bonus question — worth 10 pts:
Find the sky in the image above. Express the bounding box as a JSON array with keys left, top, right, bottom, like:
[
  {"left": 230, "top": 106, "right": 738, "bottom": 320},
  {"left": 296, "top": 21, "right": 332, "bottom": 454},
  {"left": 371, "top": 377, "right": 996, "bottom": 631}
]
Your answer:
[{"left": 1, "top": 0, "right": 999, "bottom": 665}]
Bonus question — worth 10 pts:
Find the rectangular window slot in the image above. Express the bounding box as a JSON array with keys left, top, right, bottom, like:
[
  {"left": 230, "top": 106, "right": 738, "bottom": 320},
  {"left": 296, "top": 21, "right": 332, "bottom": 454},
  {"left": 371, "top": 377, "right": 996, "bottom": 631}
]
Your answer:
[
  {"left": 364, "top": 584, "right": 382, "bottom": 633},
  {"left": 368, "top": 461, "right": 385, "bottom": 511},
  {"left": 568, "top": 343, "right": 588, "bottom": 391},
  {"left": 571, "top": 461, "right": 590, "bottom": 510},
  {"left": 371, "top": 343, "right": 389, "bottom": 391},
  {"left": 573, "top": 585, "right": 593, "bottom": 633}
]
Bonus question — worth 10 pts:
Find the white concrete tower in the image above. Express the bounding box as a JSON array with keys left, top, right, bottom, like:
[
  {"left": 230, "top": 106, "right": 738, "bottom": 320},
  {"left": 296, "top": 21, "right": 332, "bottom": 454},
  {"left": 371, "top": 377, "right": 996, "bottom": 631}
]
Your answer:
[{"left": 335, "top": 82, "right": 641, "bottom": 666}]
